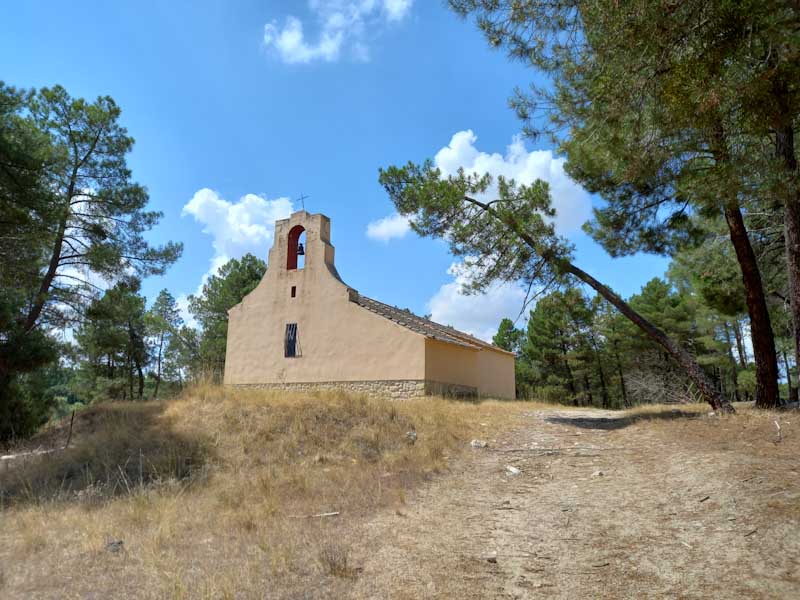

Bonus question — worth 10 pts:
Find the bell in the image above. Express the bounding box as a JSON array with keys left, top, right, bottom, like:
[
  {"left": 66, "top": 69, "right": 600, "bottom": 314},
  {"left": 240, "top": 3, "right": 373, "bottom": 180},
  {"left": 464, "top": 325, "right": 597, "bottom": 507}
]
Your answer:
[{"left": 296, "top": 242, "right": 305, "bottom": 256}]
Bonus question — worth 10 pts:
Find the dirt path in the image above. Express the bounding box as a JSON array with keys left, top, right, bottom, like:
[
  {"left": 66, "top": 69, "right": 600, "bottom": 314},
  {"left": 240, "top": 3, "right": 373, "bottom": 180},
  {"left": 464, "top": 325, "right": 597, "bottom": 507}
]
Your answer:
[{"left": 349, "top": 408, "right": 800, "bottom": 599}]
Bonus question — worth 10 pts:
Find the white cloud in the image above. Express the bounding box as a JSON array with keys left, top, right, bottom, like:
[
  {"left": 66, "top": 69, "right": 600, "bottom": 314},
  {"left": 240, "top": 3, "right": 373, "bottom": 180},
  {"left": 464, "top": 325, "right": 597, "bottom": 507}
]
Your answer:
[
  {"left": 434, "top": 130, "right": 592, "bottom": 232},
  {"left": 263, "top": 0, "right": 413, "bottom": 64},
  {"left": 181, "top": 188, "right": 294, "bottom": 309},
  {"left": 263, "top": 16, "right": 344, "bottom": 64},
  {"left": 427, "top": 261, "right": 528, "bottom": 342},
  {"left": 366, "top": 213, "right": 411, "bottom": 242},
  {"left": 383, "top": 0, "right": 413, "bottom": 20}
]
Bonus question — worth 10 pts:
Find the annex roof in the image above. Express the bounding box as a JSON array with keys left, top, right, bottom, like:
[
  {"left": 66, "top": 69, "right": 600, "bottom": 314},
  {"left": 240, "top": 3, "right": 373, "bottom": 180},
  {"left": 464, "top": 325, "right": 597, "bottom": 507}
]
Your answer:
[{"left": 350, "top": 292, "right": 515, "bottom": 355}]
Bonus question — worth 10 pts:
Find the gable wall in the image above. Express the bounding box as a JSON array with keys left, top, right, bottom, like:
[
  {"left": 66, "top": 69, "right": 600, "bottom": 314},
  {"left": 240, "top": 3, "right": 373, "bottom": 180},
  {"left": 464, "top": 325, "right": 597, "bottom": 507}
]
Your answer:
[{"left": 224, "top": 213, "right": 426, "bottom": 385}]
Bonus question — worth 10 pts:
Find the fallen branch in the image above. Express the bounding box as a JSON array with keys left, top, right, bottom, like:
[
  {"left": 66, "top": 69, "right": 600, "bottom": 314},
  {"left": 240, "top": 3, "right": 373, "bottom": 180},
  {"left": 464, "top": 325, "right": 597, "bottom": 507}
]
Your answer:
[
  {"left": 0, "top": 447, "right": 60, "bottom": 461},
  {"left": 64, "top": 410, "right": 76, "bottom": 449},
  {"left": 2, "top": 412, "right": 78, "bottom": 461},
  {"left": 289, "top": 511, "right": 340, "bottom": 519},
  {"left": 499, "top": 446, "right": 604, "bottom": 452},
  {"left": 774, "top": 420, "right": 782, "bottom": 444}
]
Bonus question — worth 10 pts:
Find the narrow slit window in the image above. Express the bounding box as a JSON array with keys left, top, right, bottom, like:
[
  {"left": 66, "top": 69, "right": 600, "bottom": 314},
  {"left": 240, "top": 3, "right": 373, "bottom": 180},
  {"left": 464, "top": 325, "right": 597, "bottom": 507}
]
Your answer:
[
  {"left": 291, "top": 286, "right": 296, "bottom": 298},
  {"left": 285, "top": 323, "right": 298, "bottom": 357}
]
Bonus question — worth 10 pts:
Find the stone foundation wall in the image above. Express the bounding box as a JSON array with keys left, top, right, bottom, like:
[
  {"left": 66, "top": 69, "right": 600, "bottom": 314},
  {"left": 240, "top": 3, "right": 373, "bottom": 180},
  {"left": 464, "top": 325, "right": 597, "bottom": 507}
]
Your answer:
[{"left": 228, "top": 379, "right": 477, "bottom": 400}]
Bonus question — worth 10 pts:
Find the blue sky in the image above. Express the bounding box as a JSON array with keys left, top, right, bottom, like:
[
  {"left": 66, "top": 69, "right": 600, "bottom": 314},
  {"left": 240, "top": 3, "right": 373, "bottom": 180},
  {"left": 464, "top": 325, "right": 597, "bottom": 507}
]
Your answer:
[{"left": 2, "top": 0, "right": 668, "bottom": 340}]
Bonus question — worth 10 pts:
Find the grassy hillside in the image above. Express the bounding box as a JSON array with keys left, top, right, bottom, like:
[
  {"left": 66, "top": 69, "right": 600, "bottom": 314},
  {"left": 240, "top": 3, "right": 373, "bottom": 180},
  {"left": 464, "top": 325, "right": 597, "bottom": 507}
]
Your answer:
[
  {"left": 4, "top": 389, "right": 796, "bottom": 598},
  {"left": 0, "top": 386, "right": 522, "bottom": 598}
]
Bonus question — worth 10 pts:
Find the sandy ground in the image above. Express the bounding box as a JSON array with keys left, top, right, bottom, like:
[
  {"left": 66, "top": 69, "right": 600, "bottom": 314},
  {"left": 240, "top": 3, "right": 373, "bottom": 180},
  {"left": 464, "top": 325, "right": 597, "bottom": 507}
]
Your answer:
[{"left": 348, "top": 408, "right": 800, "bottom": 599}]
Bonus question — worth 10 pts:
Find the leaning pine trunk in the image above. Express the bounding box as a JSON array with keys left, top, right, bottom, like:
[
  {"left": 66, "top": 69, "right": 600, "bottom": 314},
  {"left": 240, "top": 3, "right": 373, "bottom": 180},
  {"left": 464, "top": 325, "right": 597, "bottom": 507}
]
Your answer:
[
  {"left": 463, "top": 196, "right": 734, "bottom": 412},
  {"left": 559, "top": 261, "right": 733, "bottom": 412}
]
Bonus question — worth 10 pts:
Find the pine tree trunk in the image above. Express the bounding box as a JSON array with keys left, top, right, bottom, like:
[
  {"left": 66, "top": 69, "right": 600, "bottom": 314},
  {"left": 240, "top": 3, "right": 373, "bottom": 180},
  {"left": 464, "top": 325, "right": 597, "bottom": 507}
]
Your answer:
[
  {"left": 25, "top": 199, "right": 69, "bottom": 332},
  {"left": 783, "top": 192, "right": 800, "bottom": 397},
  {"left": 732, "top": 319, "right": 747, "bottom": 368},
  {"left": 615, "top": 349, "right": 628, "bottom": 407},
  {"left": 154, "top": 333, "right": 164, "bottom": 400},
  {"left": 610, "top": 332, "right": 628, "bottom": 407},
  {"left": 136, "top": 358, "right": 144, "bottom": 400},
  {"left": 723, "top": 321, "right": 741, "bottom": 402},
  {"left": 591, "top": 337, "right": 610, "bottom": 408},
  {"left": 24, "top": 165, "right": 79, "bottom": 333},
  {"left": 783, "top": 349, "right": 798, "bottom": 402},
  {"left": 776, "top": 123, "right": 800, "bottom": 406},
  {"left": 770, "top": 79, "right": 800, "bottom": 404},
  {"left": 560, "top": 339, "right": 578, "bottom": 402},
  {"left": 723, "top": 204, "right": 780, "bottom": 408},
  {"left": 583, "top": 373, "right": 594, "bottom": 406},
  {"left": 128, "top": 361, "right": 134, "bottom": 401}
]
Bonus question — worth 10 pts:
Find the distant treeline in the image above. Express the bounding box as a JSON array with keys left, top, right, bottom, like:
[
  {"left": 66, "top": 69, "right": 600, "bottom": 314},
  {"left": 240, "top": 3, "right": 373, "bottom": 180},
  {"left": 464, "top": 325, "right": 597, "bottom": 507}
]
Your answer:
[{"left": 493, "top": 243, "right": 796, "bottom": 407}]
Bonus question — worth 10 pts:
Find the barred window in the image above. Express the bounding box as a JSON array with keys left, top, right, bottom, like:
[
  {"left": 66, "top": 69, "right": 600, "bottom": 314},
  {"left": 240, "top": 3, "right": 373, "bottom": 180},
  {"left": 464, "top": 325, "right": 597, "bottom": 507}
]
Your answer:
[{"left": 285, "top": 323, "right": 298, "bottom": 357}]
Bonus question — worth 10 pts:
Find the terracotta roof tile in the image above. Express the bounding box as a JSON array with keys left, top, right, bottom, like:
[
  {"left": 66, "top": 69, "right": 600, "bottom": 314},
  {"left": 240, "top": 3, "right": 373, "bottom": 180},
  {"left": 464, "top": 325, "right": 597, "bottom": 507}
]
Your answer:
[{"left": 350, "top": 292, "right": 513, "bottom": 355}]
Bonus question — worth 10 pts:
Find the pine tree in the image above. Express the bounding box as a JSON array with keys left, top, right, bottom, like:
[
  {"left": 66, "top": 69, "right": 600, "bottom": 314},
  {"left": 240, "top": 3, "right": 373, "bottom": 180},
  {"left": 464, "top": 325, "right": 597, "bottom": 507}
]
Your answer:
[
  {"left": 146, "top": 290, "right": 183, "bottom": 399},
  {"left": 0, "top": 84, "right": 180, "bottom": 437},
  {"left": 189, "top": 254, "right": 266, "bottom": 380},
  {"left": 447, "top": 0, "right": 789, "bottom": 406},
  {"left": 75, "top": 279, "right": 149, "bottom": 401},
  {"left": 493, "top": 318, "right": 523, "bottom": 353}
]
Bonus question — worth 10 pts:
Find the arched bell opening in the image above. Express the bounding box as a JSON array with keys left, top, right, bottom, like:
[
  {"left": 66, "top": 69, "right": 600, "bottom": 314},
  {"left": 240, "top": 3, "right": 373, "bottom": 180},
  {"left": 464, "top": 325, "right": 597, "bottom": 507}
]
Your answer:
[{"left": 286, "top": 225, "right": 306, "bottom": 270}]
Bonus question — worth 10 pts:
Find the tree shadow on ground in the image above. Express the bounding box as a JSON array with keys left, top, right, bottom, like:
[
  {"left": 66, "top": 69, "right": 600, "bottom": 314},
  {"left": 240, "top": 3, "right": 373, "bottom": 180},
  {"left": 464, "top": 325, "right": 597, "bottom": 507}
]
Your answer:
[
  {"left": 544, "top": 409, "right": 702, "bottom": 431},
  {"left": 0, "top": 401, "right": 213, "bottom": 506}
]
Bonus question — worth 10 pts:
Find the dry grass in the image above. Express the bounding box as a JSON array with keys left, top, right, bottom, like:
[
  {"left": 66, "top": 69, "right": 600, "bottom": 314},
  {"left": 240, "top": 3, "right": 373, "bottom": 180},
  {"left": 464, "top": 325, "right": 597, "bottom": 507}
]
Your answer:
[
  {"left": 0, "top": 385, "right": 528, "bottom": 599},
  {"left": 625, "top": 402, "right": 800, "bottom": 522},
  {"left": 5, "top": 392, "right": 794, "bottom": 598}
]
